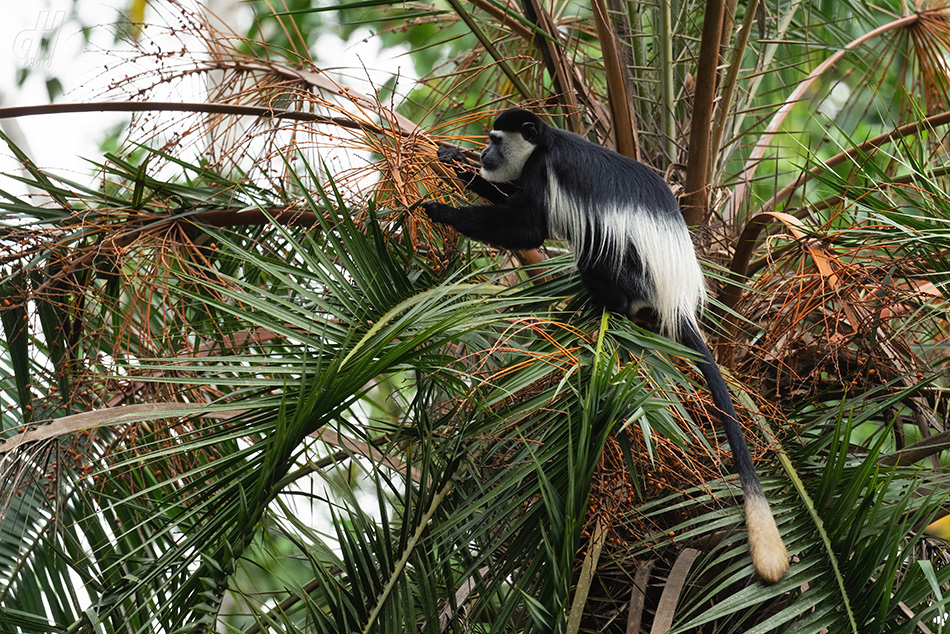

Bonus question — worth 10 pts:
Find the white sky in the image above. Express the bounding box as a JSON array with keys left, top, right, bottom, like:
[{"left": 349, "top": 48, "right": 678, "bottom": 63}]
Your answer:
[
  {"left": 1, "top": 1, "right": 129, "bottom": 192},
  {"left": 0, "top": 1, "right": 412, "bottom": 197}
]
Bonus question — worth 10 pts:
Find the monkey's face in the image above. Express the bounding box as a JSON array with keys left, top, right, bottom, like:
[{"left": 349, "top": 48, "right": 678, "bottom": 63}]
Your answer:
[{"left": 480, "top": 130, "right": 536, "bottom": 183}]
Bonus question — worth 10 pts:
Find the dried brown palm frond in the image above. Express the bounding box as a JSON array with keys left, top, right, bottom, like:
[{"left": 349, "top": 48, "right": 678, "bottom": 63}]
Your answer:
[
  {"left": 732, "top": 202, "right": 945, "bottom": 447},
  {"left": 901, "top": 0, "right": 950, "bottom": 116},
  {"left": 89, "top": 4, "right": 440, "bottom": 206}
]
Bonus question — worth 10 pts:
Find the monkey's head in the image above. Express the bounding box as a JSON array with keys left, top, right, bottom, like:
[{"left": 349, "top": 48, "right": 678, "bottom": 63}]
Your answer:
[{"left": 480, "top": 108, "right": 543, "bottom": 183}]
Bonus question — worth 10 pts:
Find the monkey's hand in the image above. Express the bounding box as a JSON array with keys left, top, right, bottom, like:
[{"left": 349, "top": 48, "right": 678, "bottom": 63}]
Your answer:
[
  {"left": 421, "top": 201, "right": 455, "bottom": 224},
  {"left": 437, "top": 146, "right": 473, "bottom": 166}
]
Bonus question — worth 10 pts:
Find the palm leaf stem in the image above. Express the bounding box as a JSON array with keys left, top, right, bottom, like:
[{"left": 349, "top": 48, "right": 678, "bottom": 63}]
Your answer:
[
  {"left": 591, "top": 0, "right": 638, "bottom": 157},
  {"left": 441, "top": 0, "right": 535, "bottom": 101},
  {"left": 566, "top": 517, "right": 607, "bottom": 634},
  {"left": 658, "top": 0, "right": 677, "bottom": 162},
  {"left": 728, "top": 11, "right": 922, "bottom": 222},
  {"left": 709, "top": 0, "right": 760, "bottom": 183},
  {"left": 682, "top": 0, "right": 727, "bottom": 225},
  {"left": 0, "top": 101, "right": 378, "bottom": 133},
  {"left": 360, "top": 477, "right": 454, "bottom": 634},
  {"left": 747, "top": 396, "right": 859, "bottom": 633},
  {"left": 519, "top": 0, "right": 582, "bottom": 127}
]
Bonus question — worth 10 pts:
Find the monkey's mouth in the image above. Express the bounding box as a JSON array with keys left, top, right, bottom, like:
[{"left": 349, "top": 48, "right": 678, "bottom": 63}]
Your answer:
[
  {"left": 480, "top": 162, "right": 500, "bottom": 179},
  {"left": 479, "top": 151, "right": 499, "bottom": 171}
]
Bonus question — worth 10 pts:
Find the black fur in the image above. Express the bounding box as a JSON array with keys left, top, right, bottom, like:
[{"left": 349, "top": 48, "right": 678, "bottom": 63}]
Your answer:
[
  {"left": 423, "top": 108, "right": 788, "bottom": 582},
  {"left": 424, "top": 110, "right": 681, "bottom": 313}
]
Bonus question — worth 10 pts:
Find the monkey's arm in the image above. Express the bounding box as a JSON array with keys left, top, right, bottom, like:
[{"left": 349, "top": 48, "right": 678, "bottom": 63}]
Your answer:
[
  {"left": 421, "top": 196, "right": 547, "bottom": 251},
  {"left": 437, "top": 146, "right": 518, "bottom": 204}
]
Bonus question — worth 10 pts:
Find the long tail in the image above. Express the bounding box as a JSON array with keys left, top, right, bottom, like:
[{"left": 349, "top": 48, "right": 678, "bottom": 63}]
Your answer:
[{"left": 679, "top": 321, "right": 789, "bottom": 583}]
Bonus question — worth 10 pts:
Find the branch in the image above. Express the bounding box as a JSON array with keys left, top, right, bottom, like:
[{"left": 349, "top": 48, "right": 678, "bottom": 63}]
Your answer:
[
  {"left": 520, "top": 0, "right": 582, "bottom": 129},
  {"left": 591, "top": 0, "right": 639, "bottom": 158},
  {"left": 0, "top": 100, "right": 385, "bottom": 134},
  {"left": 682, "top": 0, "right": 727, "bottom": 225},
  {"left": 879, "top": 426, "right": 950, "bottom": 467},
  {"left": 709, "top": 0, "right": 760, "bottom": 186}
]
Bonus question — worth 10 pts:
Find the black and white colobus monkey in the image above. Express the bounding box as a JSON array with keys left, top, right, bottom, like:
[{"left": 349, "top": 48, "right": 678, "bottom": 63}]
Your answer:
[{"left": 422, "top": 108, "right": 789, "bottom": 583}]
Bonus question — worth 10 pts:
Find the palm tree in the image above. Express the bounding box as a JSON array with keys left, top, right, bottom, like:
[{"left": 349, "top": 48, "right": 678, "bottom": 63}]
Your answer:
[{"left": 1, "top": 0, "right": 950, "bottom": 632}]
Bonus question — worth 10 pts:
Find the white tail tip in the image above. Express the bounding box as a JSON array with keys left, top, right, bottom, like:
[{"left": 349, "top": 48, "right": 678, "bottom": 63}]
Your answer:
[{"left": 745, "top": 493, "right": 789, "bottom": 583}]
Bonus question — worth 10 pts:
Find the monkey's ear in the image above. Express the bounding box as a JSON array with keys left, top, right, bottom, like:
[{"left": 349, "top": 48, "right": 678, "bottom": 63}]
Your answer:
[{"left": 520, "top": 122, "right": 539, "bottom": 144}]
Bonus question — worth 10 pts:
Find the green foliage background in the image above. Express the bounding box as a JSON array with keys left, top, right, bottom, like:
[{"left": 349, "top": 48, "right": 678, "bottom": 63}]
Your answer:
[{"left": 2, "top": 0, "right": 950, "bottom": 632}]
